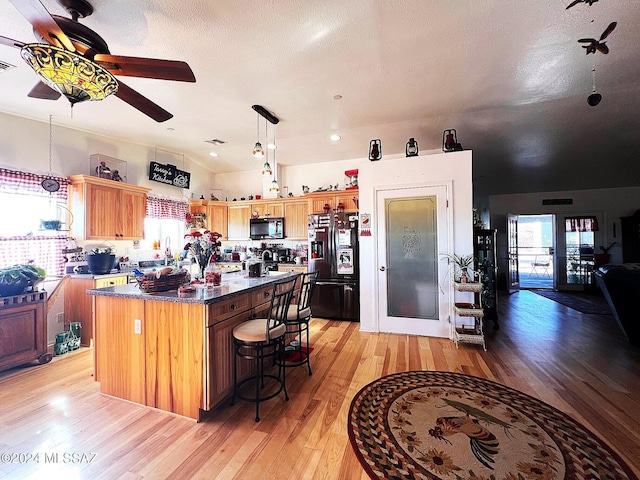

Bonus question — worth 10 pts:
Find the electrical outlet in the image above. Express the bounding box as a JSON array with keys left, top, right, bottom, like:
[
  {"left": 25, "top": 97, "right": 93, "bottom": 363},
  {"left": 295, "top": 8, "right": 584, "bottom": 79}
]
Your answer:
[
  {"left": 134, "top": 318, "right": 141, "bottom": 335},
  {"left": 56, "top": 312, "right": 64, "bottom": 323}
]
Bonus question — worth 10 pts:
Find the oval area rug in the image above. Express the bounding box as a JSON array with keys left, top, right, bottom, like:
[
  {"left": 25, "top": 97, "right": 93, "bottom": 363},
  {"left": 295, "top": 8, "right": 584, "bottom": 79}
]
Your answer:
[{"left": 347, "top": 371, "right": 637, "bottom": 480}]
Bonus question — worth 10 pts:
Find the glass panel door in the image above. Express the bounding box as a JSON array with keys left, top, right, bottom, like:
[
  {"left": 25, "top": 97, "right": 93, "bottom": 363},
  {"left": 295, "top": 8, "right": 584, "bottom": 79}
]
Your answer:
[
  {"left": 566, "top": 230, "right": 594, "bottom": 285},
  {"left": 385, "top": 196, "right": 438, "bottom": 319}
]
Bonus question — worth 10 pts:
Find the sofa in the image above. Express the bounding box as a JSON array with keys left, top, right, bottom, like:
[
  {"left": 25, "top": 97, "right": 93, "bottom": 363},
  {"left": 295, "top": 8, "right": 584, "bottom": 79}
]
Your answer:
[{"left": 594, "top": 264, "right": 640, "bottom": 347}]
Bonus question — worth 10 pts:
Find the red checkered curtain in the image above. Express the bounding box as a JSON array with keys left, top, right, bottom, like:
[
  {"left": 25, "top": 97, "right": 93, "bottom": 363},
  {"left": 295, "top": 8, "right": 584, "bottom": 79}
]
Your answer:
[
  {"left": 0, "top": 168, "right": 67, "bottom": 276},
  {"left": 0, "top": 167, "right": 68, "bottom": 200},
  {"left": 0, "top": 236, "right": 67, "bottom": 276},
  {"left": 565, "top": 216, "right": 599, "bottom": 232},
  {"left": 146, "top": 195, "right": 188, "bottom": 220}
]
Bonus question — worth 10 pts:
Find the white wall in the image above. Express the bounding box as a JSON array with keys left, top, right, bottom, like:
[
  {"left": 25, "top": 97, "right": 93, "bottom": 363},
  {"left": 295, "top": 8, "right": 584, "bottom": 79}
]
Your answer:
[
  {"left": 489, "top": 186, "right": 640, "bottom": 288},
  {"left": 358, "top": 150, "right": 474, "bottom": 332}
]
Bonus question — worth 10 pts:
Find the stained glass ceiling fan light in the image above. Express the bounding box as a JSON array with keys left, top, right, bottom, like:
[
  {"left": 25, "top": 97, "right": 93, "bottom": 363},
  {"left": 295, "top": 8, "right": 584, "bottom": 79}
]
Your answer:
[{"left": 20, "top": 43, "right": 118, "bottom": 106}]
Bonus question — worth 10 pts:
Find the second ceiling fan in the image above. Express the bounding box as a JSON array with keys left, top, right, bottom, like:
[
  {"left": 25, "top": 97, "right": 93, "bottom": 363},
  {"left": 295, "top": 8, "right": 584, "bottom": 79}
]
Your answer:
[{"left": 0, "top": 0, "right": 196, "bottom": 122}]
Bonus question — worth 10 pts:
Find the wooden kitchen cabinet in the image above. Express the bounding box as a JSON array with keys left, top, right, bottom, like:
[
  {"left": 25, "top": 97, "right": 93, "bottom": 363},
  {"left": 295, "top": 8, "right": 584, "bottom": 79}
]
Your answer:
[
  {"left": 251, "top": 201, "right": 284, "bottom": 218},
  {"left": 307, "top": 189, "right": 358, "bottom": 214},
  {"left": 227, "top": 205, "right": 251, "bottom": 240},
  {"left": 65, "top": 274, "right": 129, "bottom": 346},
  {"left": 206, "top": 202, "right": 228, "bottom": 239},
  {"left": 0, "top": 292, "right": 50, "bottom": 373},
  {"left": 68, "top": 175, "right": 150, "bottom": 240},
  {"left": 284, "top": 199, "right": 309, "bottom": 239}
]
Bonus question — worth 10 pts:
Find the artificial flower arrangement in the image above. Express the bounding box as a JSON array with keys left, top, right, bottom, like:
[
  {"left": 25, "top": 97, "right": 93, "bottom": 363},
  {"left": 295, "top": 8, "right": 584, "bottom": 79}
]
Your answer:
[{"left": 184, "top": 230, "right": 222, "bottom": 276}]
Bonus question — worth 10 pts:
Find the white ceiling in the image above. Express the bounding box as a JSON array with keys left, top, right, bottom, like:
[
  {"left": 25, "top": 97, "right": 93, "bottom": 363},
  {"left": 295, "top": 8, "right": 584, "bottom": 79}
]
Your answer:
[{"left": 1, "top": 0, "right": 639, "bottom": 203}]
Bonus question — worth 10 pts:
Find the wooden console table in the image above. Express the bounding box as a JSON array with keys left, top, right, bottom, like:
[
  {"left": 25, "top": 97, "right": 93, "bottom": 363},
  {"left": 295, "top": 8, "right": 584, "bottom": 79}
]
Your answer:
[{"left": 0, "top": 291, "right": 51, "bottom": 373}]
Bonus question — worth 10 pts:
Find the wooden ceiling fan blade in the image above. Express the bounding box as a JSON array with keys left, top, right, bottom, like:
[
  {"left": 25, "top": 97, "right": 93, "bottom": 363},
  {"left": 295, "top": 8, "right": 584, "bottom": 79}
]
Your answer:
[
  {"left": 114, "top": 81, "right": 173, "bottom": 123},
  {"left": 0, "top": 35, "right": 25, "bottom": 49},
  {"left": 28, "top": 81, "right": 61, "bottom": 100},
  {"left": 8, "top": 0, "right": 75, "bottom": 51},
  {"left": 596, "top": 43, "right": 609, "bottom": 54},
  {"left": 565, "top": 0, "right": 582, "bottom": 9},
  {"left": 94, "top": 54, "right": 196, "bottom": 82},
  {"left": 578, "top": 38, "right": 595, "bottom": 43}
]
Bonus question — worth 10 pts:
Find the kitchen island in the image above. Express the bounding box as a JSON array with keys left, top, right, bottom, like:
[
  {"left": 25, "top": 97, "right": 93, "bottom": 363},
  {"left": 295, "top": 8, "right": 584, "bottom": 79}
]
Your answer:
[{"left": 87, "top": 271, "right": 298, "bottom": 421}]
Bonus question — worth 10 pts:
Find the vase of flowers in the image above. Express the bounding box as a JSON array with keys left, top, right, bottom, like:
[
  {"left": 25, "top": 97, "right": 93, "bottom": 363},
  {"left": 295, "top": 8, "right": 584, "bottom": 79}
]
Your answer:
[{"left": 184, "top": 230, "right": 222, "bottom": 278}]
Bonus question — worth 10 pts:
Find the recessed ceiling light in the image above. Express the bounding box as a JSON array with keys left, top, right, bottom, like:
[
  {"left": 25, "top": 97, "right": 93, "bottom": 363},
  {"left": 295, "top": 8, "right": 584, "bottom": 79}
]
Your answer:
[
  {"left": 267, "top": 143, "right": 277, "bottom": 150},
  {"left": 209, "top": 152, "right": 219, "bottom": 157},
  {"left": 330, "top": 134, "right": 341, "bottom": 142}
]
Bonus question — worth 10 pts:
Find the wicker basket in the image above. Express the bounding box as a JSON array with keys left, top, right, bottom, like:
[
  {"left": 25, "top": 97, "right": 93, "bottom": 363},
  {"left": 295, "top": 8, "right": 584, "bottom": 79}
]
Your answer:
[{"left": 136, "top": 271, "right": 190, "bottom": 293}]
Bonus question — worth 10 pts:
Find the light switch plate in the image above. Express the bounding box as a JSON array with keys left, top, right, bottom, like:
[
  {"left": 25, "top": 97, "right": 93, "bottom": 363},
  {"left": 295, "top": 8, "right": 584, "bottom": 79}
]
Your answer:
[{"left": 134, "top": 319, "right": 141, "bottom": 335}]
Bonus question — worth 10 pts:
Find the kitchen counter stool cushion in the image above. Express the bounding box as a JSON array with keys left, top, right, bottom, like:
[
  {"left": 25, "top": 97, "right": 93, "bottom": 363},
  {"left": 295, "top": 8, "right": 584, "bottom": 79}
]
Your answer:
[
  {"left": 282, "top": 271, "right": 318, "bottom": 375},
  {"left": 231, "top": 276, "right": 296, "bottom": 422}
]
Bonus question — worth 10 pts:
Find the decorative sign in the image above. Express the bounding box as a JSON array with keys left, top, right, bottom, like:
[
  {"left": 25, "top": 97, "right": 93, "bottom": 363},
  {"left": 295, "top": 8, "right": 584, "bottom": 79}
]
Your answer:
[
  {"left": 148, "top": 162, "right": 191, "bottom": 189},
  {"left": 360, "top": 213, "right": 371, "bottom": 237},
  {"left": 337, "top": 248, "right": 354, "bottom": 275}
]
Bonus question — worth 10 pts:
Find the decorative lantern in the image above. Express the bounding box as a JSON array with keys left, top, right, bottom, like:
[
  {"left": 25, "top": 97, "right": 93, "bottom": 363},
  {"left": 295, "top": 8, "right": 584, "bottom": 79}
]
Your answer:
[
  {"left": 442, "top": 129, "right": 463, "bottom": 152},
  {"left": 369, "top": 139, "right": 382, "bottom": 161},
  {"left": 405, "top": 138, "right": 419, "bottom": 157}
]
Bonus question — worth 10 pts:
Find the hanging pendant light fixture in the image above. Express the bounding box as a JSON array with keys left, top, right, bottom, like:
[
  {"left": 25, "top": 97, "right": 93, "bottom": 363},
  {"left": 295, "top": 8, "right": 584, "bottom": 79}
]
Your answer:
[
  {"left": 270, "top": 124, "right": 280, "bottom": 193},
  {"left": 262, "top": 118, "right": 272, "bottom": 176},
  {"left": 252, "top": 111, "right": 264, "bottom": 157}
]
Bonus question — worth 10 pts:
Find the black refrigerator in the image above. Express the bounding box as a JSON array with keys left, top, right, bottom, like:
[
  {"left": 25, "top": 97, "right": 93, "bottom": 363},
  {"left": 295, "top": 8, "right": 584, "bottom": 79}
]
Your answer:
[{"left": 308, "top": 212, "right": 359, "bottom": 321}]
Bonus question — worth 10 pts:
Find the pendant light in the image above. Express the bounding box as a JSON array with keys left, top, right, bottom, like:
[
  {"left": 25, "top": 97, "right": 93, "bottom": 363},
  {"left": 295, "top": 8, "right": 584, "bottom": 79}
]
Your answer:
[
  {"left": 262, "top": 118, "right": 272, "bottom": 176},
  {"left": 269, "top": 124, "right": 280, "bottom": 193},
  {"left": 252, "top": 112, "right": 264, "bottom": 158}
]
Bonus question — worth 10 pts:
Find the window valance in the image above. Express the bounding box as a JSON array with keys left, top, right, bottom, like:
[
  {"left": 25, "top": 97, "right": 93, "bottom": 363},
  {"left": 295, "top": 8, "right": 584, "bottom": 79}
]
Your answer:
[
  {"left": 146, "top": 195, "right": 188, "bottom": 220},
  {"left": 0, "top": 167, "right": 68, "bottom": 200},
  {"left": 565, "top": 216, "right": 599, "bottom": 232}
]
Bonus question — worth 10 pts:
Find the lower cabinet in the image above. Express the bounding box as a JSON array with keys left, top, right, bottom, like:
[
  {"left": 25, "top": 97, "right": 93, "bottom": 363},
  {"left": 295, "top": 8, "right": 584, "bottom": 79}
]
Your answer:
[{"left": 65, "top": 275, "right": 129, "bottom": 346}]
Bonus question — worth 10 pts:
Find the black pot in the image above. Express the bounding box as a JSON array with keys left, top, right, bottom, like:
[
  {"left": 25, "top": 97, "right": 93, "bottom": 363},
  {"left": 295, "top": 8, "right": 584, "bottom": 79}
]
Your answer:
[{"left": 87, "top": 254, "right": 117, "bottom": 275}]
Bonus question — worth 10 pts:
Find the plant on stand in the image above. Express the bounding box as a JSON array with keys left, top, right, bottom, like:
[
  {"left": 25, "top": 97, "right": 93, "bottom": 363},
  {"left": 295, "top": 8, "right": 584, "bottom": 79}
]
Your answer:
[
  {"left": 440, "top": 252, "right": 476, "bottom": 283},
  {"left": 184, "top": 230, "right": 222, "bottom": 278}
]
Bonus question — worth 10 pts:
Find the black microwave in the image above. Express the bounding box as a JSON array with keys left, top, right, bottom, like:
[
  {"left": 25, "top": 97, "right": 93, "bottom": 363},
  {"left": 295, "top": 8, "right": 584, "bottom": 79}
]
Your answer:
[{"left": 249, "top": 217, "right": 285, "bottom": 240}]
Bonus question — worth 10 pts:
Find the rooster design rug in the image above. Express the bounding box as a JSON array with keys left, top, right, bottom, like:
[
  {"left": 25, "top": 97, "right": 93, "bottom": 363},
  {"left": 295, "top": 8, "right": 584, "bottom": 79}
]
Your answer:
[{"left": 347, "top": 371, "right": 637, "bottom": 479}]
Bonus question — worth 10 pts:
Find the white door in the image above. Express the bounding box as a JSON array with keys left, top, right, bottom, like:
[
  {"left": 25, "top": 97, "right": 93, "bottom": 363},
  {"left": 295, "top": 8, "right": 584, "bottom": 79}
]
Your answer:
[{"left": 376, "top": 185, "right": 450, "bottom": 337}]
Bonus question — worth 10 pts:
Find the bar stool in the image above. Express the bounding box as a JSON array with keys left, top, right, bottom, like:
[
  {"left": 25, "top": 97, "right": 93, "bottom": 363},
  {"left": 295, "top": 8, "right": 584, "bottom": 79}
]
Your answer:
[
  {"left": 282, "top": 271, "right": 318, "bottom": 375},
  {"left": 231, "top": 276, "right": 296, "bottom": 422}
]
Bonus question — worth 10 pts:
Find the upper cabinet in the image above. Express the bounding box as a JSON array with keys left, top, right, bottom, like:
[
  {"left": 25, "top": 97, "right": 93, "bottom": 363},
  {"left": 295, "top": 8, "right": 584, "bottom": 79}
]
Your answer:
[
  {"left": 307, "top": 189, "right": 359, "bottom": 214},
  {"left": 227, "top": 204, "right": 251, "bottom": 240},
  {"left": 251, "top": 201, "right": 284, "bottom": 218},
  {"left": 68, "top": 175, "right": 150, "bottom": 240},
  {"left": 284, "top": 199, "right": 309, "bottom": 239},
  {"left": 207, "top": 202, "right": 229, "bottom": 240}
]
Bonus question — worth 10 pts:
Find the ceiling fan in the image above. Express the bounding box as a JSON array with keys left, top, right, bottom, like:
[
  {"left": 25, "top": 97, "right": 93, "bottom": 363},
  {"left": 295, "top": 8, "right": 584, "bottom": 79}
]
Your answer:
[
  {"left": 0, "top": 0, "right": 196, "bottom": 122},
  {"left": 566, "top": 0, "right": 599, "bottom": 9},
  {"left": 578, "top": 21, "right": 617, "bottom": 55}
]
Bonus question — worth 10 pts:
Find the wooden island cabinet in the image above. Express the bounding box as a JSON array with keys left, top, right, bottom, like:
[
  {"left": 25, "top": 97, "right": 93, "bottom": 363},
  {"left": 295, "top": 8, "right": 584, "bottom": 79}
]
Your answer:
[
  {"left": 68, "top": 175, "right": 150, "bottom": 240},
  {"left": 88, "top": 272, "right": 296, "bottom": 421}
]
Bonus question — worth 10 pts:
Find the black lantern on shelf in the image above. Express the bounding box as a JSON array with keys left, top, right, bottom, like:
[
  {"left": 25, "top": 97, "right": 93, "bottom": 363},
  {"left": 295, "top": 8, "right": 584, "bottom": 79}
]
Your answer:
[
  {"left": 405, "top": 137, "right": 419, "bottom": 157},
  {"left": 369, "top": 139, "right": 382, "bottom": 161},
  {"left": 443, "top": 129, "right": 463, "bottom": 152}
]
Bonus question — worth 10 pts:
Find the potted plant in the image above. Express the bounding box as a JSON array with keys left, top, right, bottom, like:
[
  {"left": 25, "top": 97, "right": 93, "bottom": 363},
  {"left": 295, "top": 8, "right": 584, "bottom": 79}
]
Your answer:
[
  {"left": 0, "top": 263, "right": 46, "bottom": 297},
  {"left": 594, "top": 242, "right": 616, "bottom": 267},
  {"left": 440, "top": 252, "right": 476, "bottom": 283}
]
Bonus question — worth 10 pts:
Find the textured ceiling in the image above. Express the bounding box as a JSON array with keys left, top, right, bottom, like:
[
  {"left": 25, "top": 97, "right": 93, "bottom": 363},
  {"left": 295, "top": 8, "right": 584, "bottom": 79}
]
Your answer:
[{"left": 0, "top": 0, "right": 638, "bottom": 203}]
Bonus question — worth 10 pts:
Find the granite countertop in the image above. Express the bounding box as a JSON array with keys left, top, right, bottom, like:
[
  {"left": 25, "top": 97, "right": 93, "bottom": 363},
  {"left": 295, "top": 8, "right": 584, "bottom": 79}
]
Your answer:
[{"left": 86, "top": 270, "right": 299, "bottom": 305}]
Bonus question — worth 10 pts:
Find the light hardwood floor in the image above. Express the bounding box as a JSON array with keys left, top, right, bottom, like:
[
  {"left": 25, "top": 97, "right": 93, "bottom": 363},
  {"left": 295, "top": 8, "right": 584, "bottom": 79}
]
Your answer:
[{"left": 1, "top": 290, "right": 639, "bottom": 479}]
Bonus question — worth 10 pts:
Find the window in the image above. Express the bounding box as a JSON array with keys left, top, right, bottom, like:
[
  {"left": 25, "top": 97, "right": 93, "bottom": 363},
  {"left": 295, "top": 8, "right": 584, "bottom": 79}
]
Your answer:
[
  {"left": 144, "top": 195, "right": 189, "bottom": 258},
  {"left": 0, "top": 168, "right": 69, "bottom": 276}
]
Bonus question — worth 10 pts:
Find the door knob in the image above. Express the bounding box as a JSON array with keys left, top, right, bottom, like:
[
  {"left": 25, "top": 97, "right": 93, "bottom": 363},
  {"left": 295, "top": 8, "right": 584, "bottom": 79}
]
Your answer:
[{"left": 379, "top": 266, "right": 386, "bottom": 271}]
